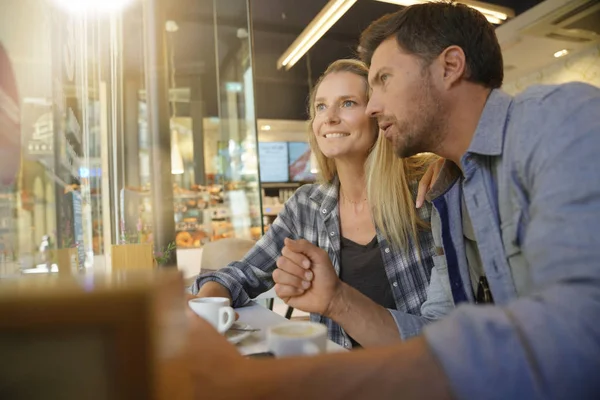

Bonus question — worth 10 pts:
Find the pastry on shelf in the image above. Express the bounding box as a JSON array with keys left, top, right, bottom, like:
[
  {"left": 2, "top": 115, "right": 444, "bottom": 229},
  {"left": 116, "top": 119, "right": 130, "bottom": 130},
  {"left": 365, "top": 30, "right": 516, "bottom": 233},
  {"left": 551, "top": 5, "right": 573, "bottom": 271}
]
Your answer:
[
  {"left": 175, "top": 231, "right": 193, "bottom": 247},
  {"left": 208, "top": 185, "right": 222, "bottom": 194},
  {"left": 250, "top": 226, "right": 262, "bottom": 240}
]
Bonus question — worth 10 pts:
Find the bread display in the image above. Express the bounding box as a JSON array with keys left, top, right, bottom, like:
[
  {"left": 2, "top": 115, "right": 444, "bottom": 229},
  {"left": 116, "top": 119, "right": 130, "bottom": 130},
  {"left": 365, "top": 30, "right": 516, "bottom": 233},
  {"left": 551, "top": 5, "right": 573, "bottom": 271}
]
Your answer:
[{"left": 124, "top": 182, "right": 263, "bottom": 249}]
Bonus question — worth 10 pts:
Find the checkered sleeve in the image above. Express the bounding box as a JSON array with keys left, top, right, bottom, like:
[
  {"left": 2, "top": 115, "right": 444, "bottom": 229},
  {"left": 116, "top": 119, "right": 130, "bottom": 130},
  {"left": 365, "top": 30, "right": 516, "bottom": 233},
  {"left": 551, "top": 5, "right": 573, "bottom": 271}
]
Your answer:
[{"left": 191, "top": 191, "right": 304, "bottom": 307}]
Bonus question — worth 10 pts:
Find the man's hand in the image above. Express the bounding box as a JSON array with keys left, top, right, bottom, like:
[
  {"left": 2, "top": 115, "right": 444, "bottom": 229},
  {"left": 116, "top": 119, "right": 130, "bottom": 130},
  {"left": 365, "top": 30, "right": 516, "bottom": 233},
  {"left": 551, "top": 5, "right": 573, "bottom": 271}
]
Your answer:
[
  {"left": 273, "top": 238, "right": 342, "bottom": 316},
  {"left": 416, "top": 158, "right": 444, "bottom": 209}
]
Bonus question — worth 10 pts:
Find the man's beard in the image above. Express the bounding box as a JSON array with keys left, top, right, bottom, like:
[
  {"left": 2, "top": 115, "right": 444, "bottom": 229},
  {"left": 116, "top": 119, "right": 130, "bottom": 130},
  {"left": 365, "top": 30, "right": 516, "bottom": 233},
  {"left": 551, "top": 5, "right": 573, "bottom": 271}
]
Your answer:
[{"left": 393, "top": 73, "right": 446, "bottom": 158}]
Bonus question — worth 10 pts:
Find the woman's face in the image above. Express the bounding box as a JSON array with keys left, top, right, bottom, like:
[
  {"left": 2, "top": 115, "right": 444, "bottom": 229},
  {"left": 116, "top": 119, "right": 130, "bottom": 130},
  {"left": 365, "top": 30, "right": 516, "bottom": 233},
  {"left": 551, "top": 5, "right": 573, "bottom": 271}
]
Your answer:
[{"left": 312, "top": 71, "right": 377, "bottom": 161}]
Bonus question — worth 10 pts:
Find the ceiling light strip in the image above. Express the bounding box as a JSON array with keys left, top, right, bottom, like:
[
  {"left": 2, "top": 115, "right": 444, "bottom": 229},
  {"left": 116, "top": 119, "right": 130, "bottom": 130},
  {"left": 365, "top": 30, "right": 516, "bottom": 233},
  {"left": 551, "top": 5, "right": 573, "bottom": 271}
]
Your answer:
[
  {"left": 484, "top": 15, "right": 502, "bottom": 24},
  {"left": 286, "top": 0, "right": 357, "bottom": 68},
  {"left": 373, "top": 0, "right": 514, "bottom": 24},
  {"left": 277, "top": 0, "right": 357, "bottom": 69}
]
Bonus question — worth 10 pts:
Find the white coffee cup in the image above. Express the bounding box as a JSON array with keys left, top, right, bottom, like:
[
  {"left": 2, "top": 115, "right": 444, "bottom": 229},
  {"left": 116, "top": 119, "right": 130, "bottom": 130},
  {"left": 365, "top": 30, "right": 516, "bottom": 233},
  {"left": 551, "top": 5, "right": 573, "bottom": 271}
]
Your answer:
[
  {"left": 267, "top": 321, "right": 327, "bottom": 357},
  {"left": 188, "top": 297, "right": 235, "bottom": 333}
]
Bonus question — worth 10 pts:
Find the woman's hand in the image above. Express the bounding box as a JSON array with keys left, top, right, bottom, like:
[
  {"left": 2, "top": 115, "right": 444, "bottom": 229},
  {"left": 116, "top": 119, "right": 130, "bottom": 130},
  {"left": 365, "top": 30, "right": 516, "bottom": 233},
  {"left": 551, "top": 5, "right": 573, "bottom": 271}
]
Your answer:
[{"left": 416, "top": 158, "right": 445, "bottom": 209}]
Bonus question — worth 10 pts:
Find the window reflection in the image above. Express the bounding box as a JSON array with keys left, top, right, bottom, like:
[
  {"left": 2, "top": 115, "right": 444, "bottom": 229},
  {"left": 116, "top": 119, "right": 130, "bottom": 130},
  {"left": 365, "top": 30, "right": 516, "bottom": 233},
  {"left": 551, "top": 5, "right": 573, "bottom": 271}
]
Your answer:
[{"left": 0, "top": 0, "right": 262, "bottom": 278}]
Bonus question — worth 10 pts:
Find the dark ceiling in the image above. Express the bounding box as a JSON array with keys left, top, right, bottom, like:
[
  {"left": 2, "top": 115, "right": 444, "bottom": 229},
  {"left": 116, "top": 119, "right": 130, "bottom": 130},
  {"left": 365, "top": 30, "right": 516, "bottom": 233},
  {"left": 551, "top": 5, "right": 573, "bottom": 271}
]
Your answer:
[{"left": 143, "top": 0, "right": 545, "bottom": 121}]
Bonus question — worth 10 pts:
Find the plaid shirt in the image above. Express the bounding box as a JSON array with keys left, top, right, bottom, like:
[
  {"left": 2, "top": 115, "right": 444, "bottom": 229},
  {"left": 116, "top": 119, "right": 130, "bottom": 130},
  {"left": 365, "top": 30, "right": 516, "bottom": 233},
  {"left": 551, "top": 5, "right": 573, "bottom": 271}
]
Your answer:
[{"left": 192, "top": 178, "right": 435, "bottom": 349}]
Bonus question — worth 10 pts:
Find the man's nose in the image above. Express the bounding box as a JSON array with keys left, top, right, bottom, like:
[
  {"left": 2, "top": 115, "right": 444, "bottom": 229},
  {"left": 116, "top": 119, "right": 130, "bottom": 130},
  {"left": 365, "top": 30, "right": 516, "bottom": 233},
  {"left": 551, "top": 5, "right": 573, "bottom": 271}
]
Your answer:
[{"left": 365, "top": 94, "right": 381, "bottom": 118}]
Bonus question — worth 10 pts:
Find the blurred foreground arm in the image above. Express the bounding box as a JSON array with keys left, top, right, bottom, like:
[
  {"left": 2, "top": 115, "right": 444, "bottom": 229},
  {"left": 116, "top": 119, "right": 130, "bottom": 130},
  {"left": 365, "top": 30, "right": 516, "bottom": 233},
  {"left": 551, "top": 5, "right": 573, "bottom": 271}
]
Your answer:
[{"left": 186, "top": 310, "right": 452, "bottom": 400}]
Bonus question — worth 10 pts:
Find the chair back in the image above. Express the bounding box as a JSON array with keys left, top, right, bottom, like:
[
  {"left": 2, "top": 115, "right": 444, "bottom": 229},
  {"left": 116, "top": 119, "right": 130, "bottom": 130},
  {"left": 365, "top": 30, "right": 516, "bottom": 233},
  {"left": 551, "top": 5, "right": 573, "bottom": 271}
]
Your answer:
[{"left": 200, "top": 237, "right": 255, "bottom": 272}]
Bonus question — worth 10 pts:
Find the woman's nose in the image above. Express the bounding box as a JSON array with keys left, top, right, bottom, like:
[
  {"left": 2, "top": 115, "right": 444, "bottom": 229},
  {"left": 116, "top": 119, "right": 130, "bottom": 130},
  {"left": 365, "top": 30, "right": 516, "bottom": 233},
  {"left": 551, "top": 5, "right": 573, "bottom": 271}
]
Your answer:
[{"left": 325, "top": 107, "right": 340, "bottom": 124}]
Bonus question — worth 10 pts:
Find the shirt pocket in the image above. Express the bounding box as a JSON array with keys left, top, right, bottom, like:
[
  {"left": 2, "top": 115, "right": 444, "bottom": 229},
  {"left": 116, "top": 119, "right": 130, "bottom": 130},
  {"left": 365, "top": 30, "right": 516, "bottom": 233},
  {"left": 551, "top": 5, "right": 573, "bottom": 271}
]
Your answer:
[
  {"left": 431, "top": 255, "right": 453, "bottom": 301},
  {"left": 500, "top": 211, "right": 530, "bottom": 295},
  {"left": 501, "top": 210, "right": 523, "bottom": 259}
]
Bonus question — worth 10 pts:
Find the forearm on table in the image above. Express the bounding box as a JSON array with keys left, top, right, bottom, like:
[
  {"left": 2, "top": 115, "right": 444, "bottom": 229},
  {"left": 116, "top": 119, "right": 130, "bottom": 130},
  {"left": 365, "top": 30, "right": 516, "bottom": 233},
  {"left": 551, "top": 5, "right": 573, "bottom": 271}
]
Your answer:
[
  {"left": 196, "top": 281, "right": 233, "bottom": 302},
  {"left": 327, "top": 282, "right": 401, "bottom": 347},
  {"left": 238, "top": 336, "right": 453, "bottom": 400}
]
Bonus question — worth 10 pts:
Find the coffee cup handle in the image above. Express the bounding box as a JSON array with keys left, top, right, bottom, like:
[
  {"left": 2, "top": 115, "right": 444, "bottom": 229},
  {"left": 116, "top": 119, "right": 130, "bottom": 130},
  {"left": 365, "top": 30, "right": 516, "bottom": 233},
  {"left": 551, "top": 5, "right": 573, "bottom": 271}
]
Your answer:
[
  {"left": 302, "top": 342, "right": 321, "bottom": 356},
  {"left": 218, "top": 306, "right": 235, "bottom": 333}
]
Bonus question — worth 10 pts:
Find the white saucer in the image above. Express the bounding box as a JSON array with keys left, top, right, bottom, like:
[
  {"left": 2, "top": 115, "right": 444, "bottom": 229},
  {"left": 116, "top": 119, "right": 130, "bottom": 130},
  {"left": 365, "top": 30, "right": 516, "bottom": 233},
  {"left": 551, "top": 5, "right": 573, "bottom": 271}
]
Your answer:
[{"left": 225, "top": 322, "right": 255, "bottom": 344}]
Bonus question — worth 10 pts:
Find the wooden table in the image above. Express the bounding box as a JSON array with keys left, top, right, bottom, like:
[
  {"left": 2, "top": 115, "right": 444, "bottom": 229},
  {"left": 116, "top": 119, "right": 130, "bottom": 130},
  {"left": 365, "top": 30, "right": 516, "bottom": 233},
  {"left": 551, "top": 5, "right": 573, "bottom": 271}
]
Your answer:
[{"left": 234, "top": 302, "right": 346, "bottom": 355}]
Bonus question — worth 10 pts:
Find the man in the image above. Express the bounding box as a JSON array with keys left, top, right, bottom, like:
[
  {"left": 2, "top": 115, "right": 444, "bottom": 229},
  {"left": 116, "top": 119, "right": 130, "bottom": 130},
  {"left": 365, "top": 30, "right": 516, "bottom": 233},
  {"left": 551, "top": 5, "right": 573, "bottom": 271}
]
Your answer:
[{"left": 190, "top": 3, "right": 600, "bottom": 399}]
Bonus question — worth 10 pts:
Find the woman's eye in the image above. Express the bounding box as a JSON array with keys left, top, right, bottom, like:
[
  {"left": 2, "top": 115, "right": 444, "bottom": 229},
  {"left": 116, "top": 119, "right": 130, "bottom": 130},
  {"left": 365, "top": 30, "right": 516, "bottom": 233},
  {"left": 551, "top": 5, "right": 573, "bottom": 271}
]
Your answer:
[
  {"left": 316, "top": 103, "right": 326, "bottom": 112},
  {"left": 381, "top": 74, "right": 389, "bottom": 83},
  {"left": 341, "top": 100, "right": 356, "bottom": 108}
]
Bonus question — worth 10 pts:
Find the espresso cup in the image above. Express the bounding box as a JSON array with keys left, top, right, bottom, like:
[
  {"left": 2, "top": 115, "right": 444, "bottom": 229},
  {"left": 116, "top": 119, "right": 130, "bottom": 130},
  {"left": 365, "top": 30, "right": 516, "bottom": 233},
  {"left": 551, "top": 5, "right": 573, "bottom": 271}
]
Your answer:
[
  {"left": 188, "top": 297, "right": 235, "bottom": 333},
  {"left": 267, "top": 321, "right": 327, "bottom": 357}
]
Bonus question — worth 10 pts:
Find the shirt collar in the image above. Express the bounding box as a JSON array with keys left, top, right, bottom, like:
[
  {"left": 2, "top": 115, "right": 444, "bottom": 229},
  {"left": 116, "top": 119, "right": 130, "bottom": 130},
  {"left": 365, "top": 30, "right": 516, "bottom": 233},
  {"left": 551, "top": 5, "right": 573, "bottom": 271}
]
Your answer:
[
  {"left": 426, "top": 89, "right": 513, "bottom": 201},
  {"left": 426, "top": 160, "right": 462, "bottom": 202},
  {"left": 465, "top": 88, "right": 513, "bottom": 157}
]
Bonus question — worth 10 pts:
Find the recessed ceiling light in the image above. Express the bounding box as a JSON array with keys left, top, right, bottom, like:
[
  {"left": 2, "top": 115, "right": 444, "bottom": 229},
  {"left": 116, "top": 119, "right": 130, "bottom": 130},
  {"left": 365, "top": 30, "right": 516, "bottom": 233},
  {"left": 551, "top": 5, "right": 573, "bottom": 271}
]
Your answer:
[
  {"left": 554, "top": 49, "right": 569, "bottom": 58},
  {"left": 261, "top": 125, "right": 272, "bottom": 131}
]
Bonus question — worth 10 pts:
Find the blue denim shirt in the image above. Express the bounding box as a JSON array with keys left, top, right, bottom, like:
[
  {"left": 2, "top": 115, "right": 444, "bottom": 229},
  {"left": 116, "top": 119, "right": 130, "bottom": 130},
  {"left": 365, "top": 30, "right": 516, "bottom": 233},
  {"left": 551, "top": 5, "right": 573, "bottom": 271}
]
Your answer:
[{"left": 423, "top": 83, "right": 600, "bottom": 399}]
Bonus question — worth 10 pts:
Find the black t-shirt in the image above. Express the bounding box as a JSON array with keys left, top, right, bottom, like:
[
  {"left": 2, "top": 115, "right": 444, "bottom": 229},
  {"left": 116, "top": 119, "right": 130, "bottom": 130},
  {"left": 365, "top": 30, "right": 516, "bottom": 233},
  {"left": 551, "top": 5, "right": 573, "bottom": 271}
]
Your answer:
[{"left": 339, "top": 235, "right": 396, "bottom": 347}]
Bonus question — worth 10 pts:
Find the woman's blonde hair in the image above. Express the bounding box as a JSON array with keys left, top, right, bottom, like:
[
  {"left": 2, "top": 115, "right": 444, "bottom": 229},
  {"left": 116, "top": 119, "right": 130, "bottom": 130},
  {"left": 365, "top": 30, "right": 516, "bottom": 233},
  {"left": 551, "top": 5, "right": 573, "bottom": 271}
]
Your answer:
[
  {"left": 307, "top": 59, "right": 435, "bottom": 251},
  {"left": 366, "top": 136, "right": 434, "bottom": 252}
]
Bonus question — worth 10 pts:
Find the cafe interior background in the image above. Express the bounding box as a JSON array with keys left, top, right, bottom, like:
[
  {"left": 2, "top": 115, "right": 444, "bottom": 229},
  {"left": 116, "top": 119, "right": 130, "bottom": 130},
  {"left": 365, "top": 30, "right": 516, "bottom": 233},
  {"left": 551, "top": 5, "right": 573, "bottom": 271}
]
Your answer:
[{"left": 0, "top": 0, "right": 598, "bottom": 301}]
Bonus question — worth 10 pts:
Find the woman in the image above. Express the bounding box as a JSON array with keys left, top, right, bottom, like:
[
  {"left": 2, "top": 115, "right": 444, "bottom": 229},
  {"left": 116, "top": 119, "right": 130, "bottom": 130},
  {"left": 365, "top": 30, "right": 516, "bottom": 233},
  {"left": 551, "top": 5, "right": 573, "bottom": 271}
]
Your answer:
[{"left": 191, "top": 59, "right": 453, "bottom": 349}]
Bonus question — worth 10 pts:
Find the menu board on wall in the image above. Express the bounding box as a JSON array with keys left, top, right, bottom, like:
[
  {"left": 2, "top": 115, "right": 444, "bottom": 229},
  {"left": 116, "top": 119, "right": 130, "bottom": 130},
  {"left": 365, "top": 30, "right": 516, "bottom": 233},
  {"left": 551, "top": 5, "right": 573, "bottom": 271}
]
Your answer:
[{"left": 258, "top": 142, "right": 289, "bottom": 183}]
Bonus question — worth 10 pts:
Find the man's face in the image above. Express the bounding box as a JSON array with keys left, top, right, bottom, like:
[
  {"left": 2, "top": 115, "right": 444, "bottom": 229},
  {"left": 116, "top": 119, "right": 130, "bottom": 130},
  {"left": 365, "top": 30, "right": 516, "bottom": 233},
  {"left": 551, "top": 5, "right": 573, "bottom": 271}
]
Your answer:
[{"left": 366, "top": 37, "right": 446, "bottom": 158}]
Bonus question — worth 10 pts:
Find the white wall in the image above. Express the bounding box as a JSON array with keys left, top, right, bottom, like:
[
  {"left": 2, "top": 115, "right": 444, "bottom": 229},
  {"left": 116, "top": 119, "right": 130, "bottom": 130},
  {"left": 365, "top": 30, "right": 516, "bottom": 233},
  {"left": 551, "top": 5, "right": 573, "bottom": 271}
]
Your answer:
[{"left": 503, "top": 44, "right": 600, "bottom": 95}]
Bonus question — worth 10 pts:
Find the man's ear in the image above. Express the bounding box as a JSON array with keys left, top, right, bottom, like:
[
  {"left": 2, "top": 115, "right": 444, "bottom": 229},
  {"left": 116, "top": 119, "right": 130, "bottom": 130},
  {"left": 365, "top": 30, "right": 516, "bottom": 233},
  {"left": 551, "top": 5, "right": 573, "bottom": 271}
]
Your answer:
[{"left": 438, "top": 45, "right": 467, "bottom": 89}]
